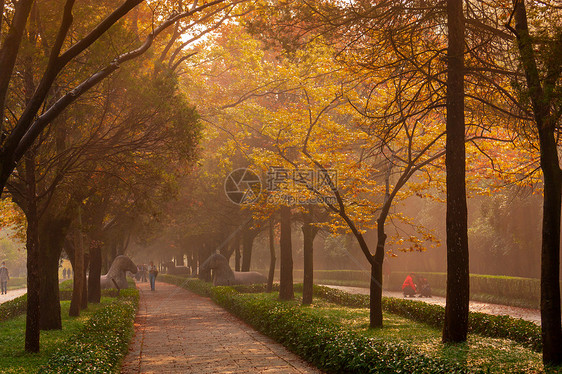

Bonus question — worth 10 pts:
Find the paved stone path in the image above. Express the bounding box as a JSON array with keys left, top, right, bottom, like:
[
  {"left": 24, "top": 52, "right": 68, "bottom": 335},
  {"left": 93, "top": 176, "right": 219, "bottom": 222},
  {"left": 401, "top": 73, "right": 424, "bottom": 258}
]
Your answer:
[
  {"left": 0, "top": 288, "right": 27, "bottom": 305},
  {"left": 121, "top": 281, "right": 323, "bottom": 374},
  {"left": 324, "top": 285, "right": 542, "bottom": 325}
]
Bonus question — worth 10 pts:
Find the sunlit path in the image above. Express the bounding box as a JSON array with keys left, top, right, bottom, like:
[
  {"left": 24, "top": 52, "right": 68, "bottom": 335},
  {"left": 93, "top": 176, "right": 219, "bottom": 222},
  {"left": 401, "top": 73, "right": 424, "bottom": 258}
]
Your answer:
[{"left": 121, "top": 281, "right": 323, "bottom": 374}]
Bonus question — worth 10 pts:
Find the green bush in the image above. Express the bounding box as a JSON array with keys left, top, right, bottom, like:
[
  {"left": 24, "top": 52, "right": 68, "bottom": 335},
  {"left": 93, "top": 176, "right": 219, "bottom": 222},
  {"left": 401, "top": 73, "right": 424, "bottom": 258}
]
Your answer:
[
  {"left": 59, "top": 289, "right": 123, "bottom": 301},
  {"left": 59, "top": 277, "right": 136, "bottom": 300},
  {"left": 310, "top": 284, "right": 543, "bottom": 352},
  {"left": 0, "top": 294, "right": 26, "bottom": 322},
  {"left": 387, "top": 272, "right": 550, "bottom": 309},
  {"left": 37, "top": 289, "right": 139, "bottom": 374},
  {"left": 291, "top": 270, "right": 552, "bottom": 309},
  {"left": 157, "top": 274, "right": 213, "bottom": 296},
  {"left": 59, "top": 279, "right": 74, "bottom": 290},
  {"left": 231, "top": 283, "right": 279, "bottom": 293}
]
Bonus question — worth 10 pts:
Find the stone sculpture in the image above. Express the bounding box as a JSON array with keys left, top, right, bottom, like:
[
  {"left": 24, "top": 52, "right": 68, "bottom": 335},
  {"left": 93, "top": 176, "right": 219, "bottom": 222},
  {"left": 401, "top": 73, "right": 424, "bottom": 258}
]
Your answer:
[
  {"left": 200, "top": 253, "right": 267, "bottom": 286},
  {"left": 100, "top": 255, "right": 138, "bottom": 289}
]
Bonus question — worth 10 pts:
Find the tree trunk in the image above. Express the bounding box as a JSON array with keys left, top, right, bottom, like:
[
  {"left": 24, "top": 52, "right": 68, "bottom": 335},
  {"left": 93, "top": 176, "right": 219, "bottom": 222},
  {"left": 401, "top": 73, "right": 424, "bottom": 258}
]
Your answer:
[
  {"left": 370, "top": 216, "right": 387, "bottom": 328},
  {"left": 176, "top": 250, "right": 185, "bottom": 266},
  {"left": 198, "top": 242, "right": 212, "bottom": 282},
  {"left": 241, "top": 227, "right": 256, "bottom": 272},
  {"left": 81, "top": 253, "right": 89, "bottom": 310},
  {"left": 69, "top": 231, "right": 84, "bottom": 317},
  {"left": 302, "top": 208, "right": 318, "bottom": 305},
  {"left": 38, "top": 218, "right": 69, "bottom": 330},
  {"left": 537, "top": 127, "right": 562, "bottom": 365},
  {"left": 224, "top": 232, "right": 239, "bottom": 261},
  {"left": 509, "top": 1, "right": 562, "bottom": 364},
  {"left": 24, "top": 152, "right": 40, "bottom": 353},
  {"left": 38, "top": 246, "right": 62, "bottom": 330},
  {"left": 443, "top": 0, "right": 469, "bottom": 344},
  {"left": 279, "top": 206, "right": 294, "bottom": 300},
  {"left": 267, "top": 216, "right": 276, "bottom": 293},
  {"left": 88, "top": 244, "right": 102, "bottom": 303},
  {"left": 188, "top": 249, "right": 196, "bottom": 276},
  {"left": 235, "top": 235, "right": 241, "bottom": 272}
]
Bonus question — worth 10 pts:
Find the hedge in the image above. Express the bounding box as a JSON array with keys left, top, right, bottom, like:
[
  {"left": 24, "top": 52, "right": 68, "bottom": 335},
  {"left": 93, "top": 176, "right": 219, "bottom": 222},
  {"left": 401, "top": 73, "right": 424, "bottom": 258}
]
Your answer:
[
  {"left": 289, "top": 269, "right": 550, "bottom": 309},
  {"left": 309, "top": 284, "right": 543, "bottom": 352},
  {"left": 387, "top": 272, "right": 546, "bottom": 308},
  {"left": 59, "top": 289, "right": 122, "bottom": 301},
  {"left": 0, "top": 294, "right": 26, "bottom": 322},
  {"left": 157, "top": 274, "right": 213, "bottom": 296},
  {"left": 37, "top": 288, "right": 139, "bottom": 374}
]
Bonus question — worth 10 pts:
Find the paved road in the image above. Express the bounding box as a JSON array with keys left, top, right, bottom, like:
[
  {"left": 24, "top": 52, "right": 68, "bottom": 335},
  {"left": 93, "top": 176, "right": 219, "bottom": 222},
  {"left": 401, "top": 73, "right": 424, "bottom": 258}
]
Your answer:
[
  {"left": 121, "top": 281, "right": 323, "bottom": 374},
  {"left": 0, "top": 288, "right": 27, "bottom": 305},
  {"left": 323, "top": 285, "right": 542, "bottom": 325}
]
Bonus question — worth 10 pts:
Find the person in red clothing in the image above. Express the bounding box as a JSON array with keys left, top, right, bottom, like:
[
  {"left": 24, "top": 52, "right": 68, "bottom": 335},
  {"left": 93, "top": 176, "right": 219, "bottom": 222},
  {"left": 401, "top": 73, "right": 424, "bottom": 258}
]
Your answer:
[{"left": 402, "top": 273, "right": 416, "bottom": 297}]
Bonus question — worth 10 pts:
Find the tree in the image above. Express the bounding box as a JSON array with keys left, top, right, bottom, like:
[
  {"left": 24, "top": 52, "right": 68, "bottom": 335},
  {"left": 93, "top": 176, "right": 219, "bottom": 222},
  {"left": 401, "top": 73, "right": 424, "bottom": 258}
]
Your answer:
[
  {"left": 442, "top": 0, "right": 469, "bottom": 343},
  {"left": 506, "top": 0, "right": 562, "bottom": 365},
  {"left": 1, "top": 0, "right": 243, "bottom": 353},
  {"left": 188, "top": 24, "right": 446, "bottom": 326},
  {"left": 0, "top": 0, "right": 245, "bottom": 200}
]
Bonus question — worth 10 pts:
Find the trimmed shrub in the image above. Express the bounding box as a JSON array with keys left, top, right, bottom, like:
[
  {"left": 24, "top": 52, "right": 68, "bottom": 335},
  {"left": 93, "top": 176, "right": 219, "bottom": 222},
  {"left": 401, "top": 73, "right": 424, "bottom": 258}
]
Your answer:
[
  {"left": 0, "top": 294, "right": 27, "bottom": 322},
  {"left": 37, "top": 289, "right": 139, "bottom": 374},
  {"left": 289, "top": 270, "right": 554, "bottom": 309},
  {"left": 310, "top": 284, "right": 543, "bottom": 352},
  {"left": 388, "top": 272, "right": 547, "bottom": 309},
  {"left": 157, "top": 274, "right": 213, "bottom": 296},
  {"left": 59, "top": 279, "right": 74, "bottom": 290}
]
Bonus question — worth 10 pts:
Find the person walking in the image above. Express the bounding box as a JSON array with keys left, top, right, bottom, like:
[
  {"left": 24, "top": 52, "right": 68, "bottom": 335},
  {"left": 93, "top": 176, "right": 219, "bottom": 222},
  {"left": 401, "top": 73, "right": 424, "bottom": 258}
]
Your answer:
[
  {"left": 148, "top": 261, "right": 158, "bottom": 291},
  {"left": 0, "top": 261, "right": 9, "bottom": 295}
]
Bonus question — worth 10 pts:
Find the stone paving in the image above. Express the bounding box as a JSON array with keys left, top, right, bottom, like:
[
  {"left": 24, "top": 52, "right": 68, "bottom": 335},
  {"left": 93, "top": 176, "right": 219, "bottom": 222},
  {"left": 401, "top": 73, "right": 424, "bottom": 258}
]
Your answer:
[{"left": 121, "top": 281, "right": 323, "bottom": 374}]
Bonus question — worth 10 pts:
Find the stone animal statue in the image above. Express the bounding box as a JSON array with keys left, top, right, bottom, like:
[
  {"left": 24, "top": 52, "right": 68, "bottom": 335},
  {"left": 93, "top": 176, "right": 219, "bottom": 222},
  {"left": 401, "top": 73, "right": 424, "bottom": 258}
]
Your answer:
[
  {"left": 163, "top": 261, "right": 190, "bottom": 276},
  {"left": 200, "top": 253, "right": 267, "bottom": 286},
  {"left": 100, "top": 255, "right": 138, "bottom": 289}
]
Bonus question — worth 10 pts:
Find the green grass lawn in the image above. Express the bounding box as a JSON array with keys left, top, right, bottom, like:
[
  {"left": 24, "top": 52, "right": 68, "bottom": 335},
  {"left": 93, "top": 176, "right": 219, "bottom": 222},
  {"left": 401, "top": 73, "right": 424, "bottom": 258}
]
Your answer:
[
  {"left": 280, "top": 293, "right": 547, "bottom": 373},
  {"left": 0, "top": 297, "right": 115, "bottom": 374}
]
